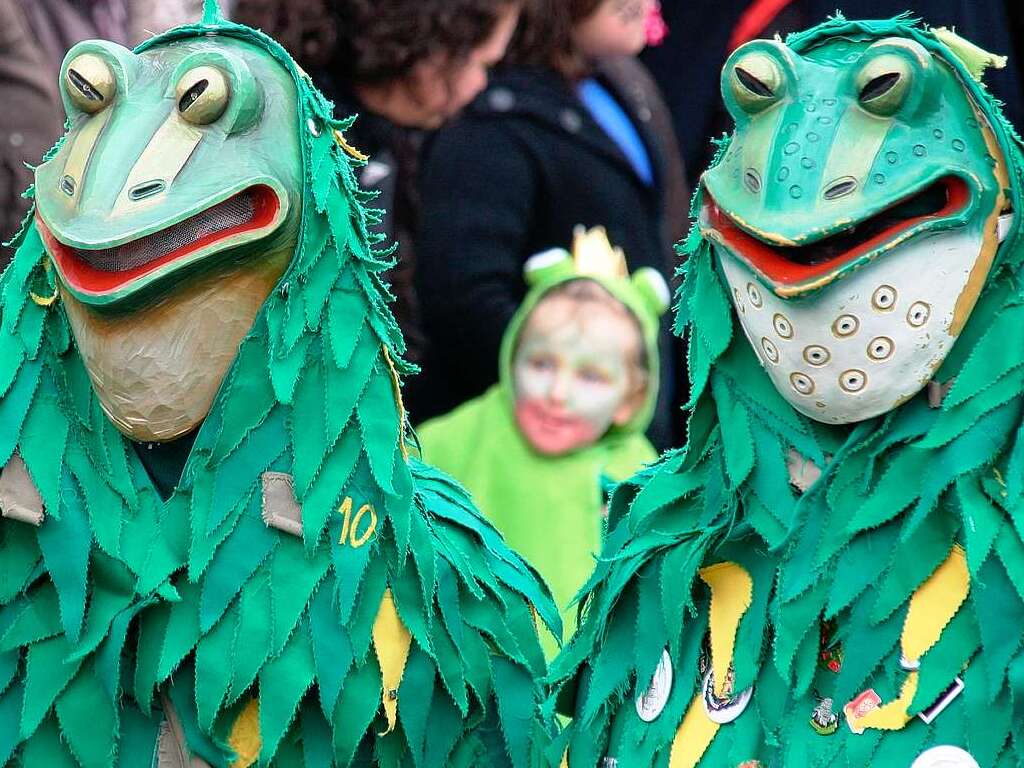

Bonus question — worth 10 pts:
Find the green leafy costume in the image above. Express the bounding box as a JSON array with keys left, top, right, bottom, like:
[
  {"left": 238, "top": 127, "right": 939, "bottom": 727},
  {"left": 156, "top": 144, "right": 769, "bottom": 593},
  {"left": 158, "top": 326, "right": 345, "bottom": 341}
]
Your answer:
[
  {"left": 0, "top": 3, "right": 557, "bottom": 766},
  {"left": 550, "top": 16, "right": 1024, "bottom": 768}
]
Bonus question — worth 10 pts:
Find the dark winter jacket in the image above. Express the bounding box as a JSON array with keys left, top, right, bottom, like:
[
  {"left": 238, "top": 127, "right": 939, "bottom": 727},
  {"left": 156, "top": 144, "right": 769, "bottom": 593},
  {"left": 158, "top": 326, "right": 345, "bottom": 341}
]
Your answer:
[{"left": 414, "top": 57, "right": 688, "bottom": 448}]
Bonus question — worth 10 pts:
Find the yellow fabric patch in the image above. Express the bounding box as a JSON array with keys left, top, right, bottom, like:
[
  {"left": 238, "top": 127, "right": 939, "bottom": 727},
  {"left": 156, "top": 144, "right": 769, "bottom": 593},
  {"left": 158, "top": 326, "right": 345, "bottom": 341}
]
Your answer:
[
  {"left": 372, "top": 587, "right": 413, "bottom": 735},
  {"left": 854, "top": 672, "right": 917, "bottom": 731},
  {"left": 854, "top": 543, "right": 969, "bottom": 733},
  {"left": 902, "top": 544, "right": 970, "bottom": 664},
  {"left": 698, "top": 561, "right": 754, "bottom": 697},
  {"left": 228, "top": 698, "right": 261, "bottom": 768},
  {"left": 668, "top": 694, "right": 720, "bottom": 768}
]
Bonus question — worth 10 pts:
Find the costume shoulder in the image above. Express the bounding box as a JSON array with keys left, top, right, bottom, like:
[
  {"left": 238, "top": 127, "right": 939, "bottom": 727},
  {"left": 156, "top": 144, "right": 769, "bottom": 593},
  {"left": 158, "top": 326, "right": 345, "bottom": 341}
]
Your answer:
[{"left": 551, "top": 16, "right": 1024, "bottom": 768}]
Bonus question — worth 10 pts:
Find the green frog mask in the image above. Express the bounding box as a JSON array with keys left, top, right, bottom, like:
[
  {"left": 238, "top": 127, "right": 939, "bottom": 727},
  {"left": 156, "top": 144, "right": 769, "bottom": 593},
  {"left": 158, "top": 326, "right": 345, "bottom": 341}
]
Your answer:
[
  {"left": 700, "top": 25, "right": 1014, "bottom": 423},
  {"left": 33, "top": 34, "right": 303, "bottom": 441}
]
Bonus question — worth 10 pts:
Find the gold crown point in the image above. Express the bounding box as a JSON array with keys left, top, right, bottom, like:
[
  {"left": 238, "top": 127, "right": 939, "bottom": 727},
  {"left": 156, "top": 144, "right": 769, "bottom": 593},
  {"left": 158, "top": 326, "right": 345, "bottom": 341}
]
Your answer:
[{"left": 572, "top": 226, "right": 628, "bottom": 279}]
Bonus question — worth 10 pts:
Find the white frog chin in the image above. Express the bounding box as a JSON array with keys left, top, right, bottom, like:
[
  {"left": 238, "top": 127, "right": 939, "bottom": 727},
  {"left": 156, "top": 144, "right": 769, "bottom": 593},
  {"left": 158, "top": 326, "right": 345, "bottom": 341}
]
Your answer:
[{"left": 717, "top": 227, "right": 986, "bottom": 425}]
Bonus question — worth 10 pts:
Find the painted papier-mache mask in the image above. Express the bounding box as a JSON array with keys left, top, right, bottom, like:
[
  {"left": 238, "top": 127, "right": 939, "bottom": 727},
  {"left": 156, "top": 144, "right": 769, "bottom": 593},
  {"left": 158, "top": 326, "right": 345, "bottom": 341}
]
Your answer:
[
  {"left": 548, "top": 16, "right": 1024, "bottom": 768},
  {"left": 702, "top": 26, "right": 1013, "bottom": 423},
  {"left": 0, "top": 1, "right": 558, "bottom": 766},
  {"left": 35, "top": 28, "right": 302, "bottom": 441}
]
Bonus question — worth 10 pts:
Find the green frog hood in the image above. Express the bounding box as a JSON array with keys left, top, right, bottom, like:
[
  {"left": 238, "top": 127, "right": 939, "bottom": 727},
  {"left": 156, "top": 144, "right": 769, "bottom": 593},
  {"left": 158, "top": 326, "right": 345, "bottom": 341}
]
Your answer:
[
  {"left": 550, "top": 15, "right": 1024, "bottom": 768},
  {"left": 0, "top": 2, "right": 558, "bottom": 766},
  {"left": 497, "top": 226, "right": 669, "bottom": 438}
]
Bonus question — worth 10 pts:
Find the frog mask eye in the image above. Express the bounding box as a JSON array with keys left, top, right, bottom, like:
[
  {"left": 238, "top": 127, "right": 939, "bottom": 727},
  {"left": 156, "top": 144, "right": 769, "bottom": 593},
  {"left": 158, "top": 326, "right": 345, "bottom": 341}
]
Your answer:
[
  {"left": 854, "top": 38, "right": 932, "bottom": 117},
  {"left": 723, "top": 42, "right": 792, "bottom": 117},
  {"left": 176, "top": 66, "right": 231, "bottom": 125},
  {"left": 65, "top": 53, "right": 116, "bottom": 113}
]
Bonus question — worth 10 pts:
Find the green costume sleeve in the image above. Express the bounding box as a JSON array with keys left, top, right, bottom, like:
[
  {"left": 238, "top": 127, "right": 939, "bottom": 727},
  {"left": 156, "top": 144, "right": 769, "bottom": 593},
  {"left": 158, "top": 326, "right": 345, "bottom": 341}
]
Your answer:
[
  {"left": 550, "top": 15, "right": 1024, "bottom": 768},
  {"left": 0, "top": 2, "right": 559, "bottom": 766}
]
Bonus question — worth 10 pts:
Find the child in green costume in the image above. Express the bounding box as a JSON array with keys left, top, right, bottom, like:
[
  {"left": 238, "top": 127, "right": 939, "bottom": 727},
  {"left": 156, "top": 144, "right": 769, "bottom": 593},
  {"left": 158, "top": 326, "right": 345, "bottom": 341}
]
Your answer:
[{"left": 418, "top": 227, "right": 669, "bottom": 653}]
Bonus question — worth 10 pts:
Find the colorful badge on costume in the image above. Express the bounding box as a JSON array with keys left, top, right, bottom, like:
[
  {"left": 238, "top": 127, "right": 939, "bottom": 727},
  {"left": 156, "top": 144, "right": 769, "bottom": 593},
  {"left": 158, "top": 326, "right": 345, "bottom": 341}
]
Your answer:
[
  {"left": 635, "top": 648, "right": 674, "bottom": 722},
  {"left": 843, "top": 689, "right": 881, "bottom": 734},
  {"left": 809, "top": 696, "right": 839, "bottom": 735},
  {"left": 511, "top": 227, "right": 669, "bottom": 456},
  {"left": 701, "top": 665, "right": 753, "bottom": 724},
  {"left": 699, "top": 28, "right": 1015, "bottom": 425}
]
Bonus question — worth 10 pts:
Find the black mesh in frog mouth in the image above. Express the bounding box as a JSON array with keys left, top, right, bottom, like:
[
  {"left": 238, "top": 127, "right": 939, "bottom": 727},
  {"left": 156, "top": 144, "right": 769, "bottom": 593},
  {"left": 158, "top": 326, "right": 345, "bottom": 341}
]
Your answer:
[{"left": 71, "top": 188, "right": 259, "bottom": 272}]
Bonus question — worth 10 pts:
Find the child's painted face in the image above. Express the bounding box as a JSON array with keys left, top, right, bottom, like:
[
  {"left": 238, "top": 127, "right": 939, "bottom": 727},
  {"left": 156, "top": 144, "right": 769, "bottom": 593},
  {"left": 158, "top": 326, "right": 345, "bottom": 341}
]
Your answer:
[
  {"left": 512, "top": 292, "right": 645, "bottom": 456},
  {"left": 573, "top": 0, "right": 655, "bottom": 59}
]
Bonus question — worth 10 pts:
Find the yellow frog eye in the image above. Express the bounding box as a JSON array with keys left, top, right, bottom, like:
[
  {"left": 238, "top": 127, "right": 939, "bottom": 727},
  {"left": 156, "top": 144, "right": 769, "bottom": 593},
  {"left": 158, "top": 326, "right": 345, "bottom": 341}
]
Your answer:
[
  {"left": 65, "top": 53, "right": 116, "bottom": 113},
  {"left": 175, "top": 66, "right": 230, "bottom": 125},
  {"left": 857, "top": 54, "right": 913, "bottom": 116},
  {"left": 730, "top": 52, "right": 785, "bottom": 113}
]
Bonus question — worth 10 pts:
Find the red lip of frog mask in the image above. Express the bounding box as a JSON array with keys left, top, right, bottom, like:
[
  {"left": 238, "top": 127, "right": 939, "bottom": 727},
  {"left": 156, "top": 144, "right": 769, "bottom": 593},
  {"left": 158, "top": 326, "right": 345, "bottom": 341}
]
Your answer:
[{"left": 512, "top": 281, "right": 647, "bottom": 455}]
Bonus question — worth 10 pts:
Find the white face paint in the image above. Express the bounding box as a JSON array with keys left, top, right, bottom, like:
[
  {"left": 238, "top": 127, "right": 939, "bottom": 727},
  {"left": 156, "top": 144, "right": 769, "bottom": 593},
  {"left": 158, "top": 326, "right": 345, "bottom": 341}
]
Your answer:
[
  {"left": 718, "top": 225, "right": 994, "bottom": 424},
  {"left": 512, "top": 292, "right": 644, "bottom": 455}
]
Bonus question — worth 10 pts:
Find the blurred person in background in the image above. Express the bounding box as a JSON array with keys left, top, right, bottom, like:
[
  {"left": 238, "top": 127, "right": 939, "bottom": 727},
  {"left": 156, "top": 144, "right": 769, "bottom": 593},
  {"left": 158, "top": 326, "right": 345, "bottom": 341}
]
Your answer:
[
  {"left": 414, "top": 0, "right": 688, "bottom": 448},
  {"left": 234, "top": 0, "right": 522, "bottom": 380},
  {"left": 0, "top": 0, "right": 208, "bottom": 263},
  {"left": 642, "top": 0, "right": 1024, "bottom": 191}
]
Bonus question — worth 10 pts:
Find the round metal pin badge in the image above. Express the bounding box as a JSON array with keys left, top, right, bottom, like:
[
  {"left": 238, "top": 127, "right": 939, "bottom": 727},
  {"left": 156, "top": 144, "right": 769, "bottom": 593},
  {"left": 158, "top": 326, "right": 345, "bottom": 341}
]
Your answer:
[
  {"left": 635, "top": 648, "right": 673, "bottom": 723},
  {"left": 910, "top": 746, "right": 980, "bottom": 768},
  {"left": 702, "top": 667, "right": 753, "bottom": 724}
]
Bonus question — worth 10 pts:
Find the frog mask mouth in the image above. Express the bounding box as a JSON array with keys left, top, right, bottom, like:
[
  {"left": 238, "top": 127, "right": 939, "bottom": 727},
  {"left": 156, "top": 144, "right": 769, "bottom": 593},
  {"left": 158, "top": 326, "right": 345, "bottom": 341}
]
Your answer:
[
  {"left": 701, "top": 174, "right": 972, "bottom": 298},
  {"left": 37, "top": 183, "right": 287, "bottom": 304}
]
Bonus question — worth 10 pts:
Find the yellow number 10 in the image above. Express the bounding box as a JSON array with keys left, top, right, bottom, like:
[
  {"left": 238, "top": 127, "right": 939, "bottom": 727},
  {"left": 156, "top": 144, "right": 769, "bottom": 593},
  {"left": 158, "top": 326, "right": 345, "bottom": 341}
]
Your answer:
[{"left": 338, "top": 497, "right": 378, "bottom": 548}]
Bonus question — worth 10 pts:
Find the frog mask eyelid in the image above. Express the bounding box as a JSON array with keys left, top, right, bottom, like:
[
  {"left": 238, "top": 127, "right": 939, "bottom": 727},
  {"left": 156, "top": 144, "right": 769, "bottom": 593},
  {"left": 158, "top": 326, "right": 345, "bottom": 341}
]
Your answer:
[
  {"left": 167, "top": 51, "right": 262, "bottom": 134},
  {"left": 58, "top": 40, "right": 137, "bottom": 118},
  {"left": 854, "top": 38, "right": 933, "bottom": 117},
  {"left": 722, "top": 41, "right": 794, "bottom": 118}
]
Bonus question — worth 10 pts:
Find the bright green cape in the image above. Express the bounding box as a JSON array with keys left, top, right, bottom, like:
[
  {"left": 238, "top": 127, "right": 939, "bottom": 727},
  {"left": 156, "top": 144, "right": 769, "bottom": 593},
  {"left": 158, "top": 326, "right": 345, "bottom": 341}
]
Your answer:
[
  {"left": 549, "top": 16, "right": 1024, "bottom": 768},
  {"left": 0, "top": 3, "right": 558, "bottom": 766},
  {"left": 417, "top": 386, "right": 656, "bottom": 658}
]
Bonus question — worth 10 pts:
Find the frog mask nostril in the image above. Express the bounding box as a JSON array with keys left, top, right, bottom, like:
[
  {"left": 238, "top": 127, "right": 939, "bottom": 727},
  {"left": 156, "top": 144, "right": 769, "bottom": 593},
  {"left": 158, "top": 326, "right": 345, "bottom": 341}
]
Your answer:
[{"left": 823, "top": 178, "right": 858, "bottom": 200}]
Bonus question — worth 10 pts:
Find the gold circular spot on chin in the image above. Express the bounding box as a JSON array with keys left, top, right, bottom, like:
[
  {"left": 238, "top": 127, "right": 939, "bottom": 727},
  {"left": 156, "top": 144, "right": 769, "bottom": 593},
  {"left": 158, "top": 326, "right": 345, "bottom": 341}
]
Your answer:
[
  {"left": 832, "top": 314, "right": 860, "bottom": 338},
  {"left": 790, "top": 371, "right": 815, "bottom": 395},
  {"left": 773, "top": 312, "right": 794, "bottom": 339},
  {"left": 839, "top": 369, "right": 867, "bottom": 393},
  {"left": 867, "top": 336, "right": 895, "bottom": 361},
  {"left": 761, "top": 337, "right": 780, "bottom": 364},
  {"left": 803, "top": 344, "right": 830, "bottom": 366},
  {"left": 871, "top": 284, "right": 898, "bottom": 311},
  {"left": 907, "top": 301, "right": 931, "bottom": 327}
]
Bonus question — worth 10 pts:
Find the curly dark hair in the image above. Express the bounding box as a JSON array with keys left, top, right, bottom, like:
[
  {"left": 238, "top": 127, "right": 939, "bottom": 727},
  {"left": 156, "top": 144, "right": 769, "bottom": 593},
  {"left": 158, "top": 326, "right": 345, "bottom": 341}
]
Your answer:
[
  {"left": 235, "top": 0, "right": 520, "bottom": 83},
  {"left": 233, "top": 0, "right": 339, "bottom": 69}
]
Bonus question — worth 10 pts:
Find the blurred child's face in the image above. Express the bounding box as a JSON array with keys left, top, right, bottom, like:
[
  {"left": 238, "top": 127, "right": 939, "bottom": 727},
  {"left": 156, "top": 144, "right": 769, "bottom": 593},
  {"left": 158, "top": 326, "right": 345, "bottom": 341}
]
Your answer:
[
  {"left": 573, "top": 0, "right": 654, "bottom": 59},
  {"left": 512, "top": 290, "right": 645, "bottom": 456}
]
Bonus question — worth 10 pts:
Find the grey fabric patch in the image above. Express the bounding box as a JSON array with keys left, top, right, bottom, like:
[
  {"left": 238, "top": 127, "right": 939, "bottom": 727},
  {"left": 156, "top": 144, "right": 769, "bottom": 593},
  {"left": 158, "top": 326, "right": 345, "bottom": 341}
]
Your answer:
[
  {"left": 261, "top": 471, "right": 304, "bottom": 537},
  {"left": 0, "top": 451, "right": 44, "bottom": 526},
  {"left": 928, "top": 378, "right": 956, "bottom": 409},
  {"left": 156, "top": 693, "right": 212, "bottom": 768},
  {"left": 786, "top": 449, "right": 823, "bottom": 493}
]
